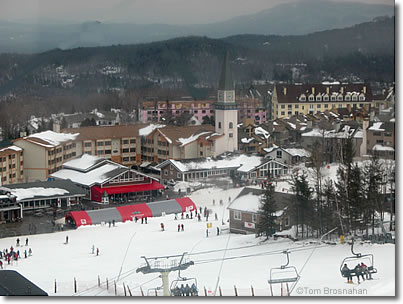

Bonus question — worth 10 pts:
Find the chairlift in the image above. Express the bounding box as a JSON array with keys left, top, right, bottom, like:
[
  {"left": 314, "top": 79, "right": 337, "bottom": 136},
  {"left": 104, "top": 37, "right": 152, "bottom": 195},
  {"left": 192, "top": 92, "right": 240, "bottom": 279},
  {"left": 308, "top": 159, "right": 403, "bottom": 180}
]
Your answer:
[
  {"left": 268, "top": 250, "right": 300, "bottom": 296},
  {"left": 340, "top": 237, "right": 377, "bottom": 279},
  {"left": 170, "top": 271, "right": 198, "bottom": 296}
]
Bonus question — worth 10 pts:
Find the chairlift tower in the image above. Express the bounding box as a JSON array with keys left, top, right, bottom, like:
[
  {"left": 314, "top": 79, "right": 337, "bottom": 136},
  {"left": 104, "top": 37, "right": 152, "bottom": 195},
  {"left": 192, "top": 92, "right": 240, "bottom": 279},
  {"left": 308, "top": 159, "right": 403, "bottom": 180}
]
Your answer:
[{"left": 136, "top": 252, "right": 194, "bottom": 296}]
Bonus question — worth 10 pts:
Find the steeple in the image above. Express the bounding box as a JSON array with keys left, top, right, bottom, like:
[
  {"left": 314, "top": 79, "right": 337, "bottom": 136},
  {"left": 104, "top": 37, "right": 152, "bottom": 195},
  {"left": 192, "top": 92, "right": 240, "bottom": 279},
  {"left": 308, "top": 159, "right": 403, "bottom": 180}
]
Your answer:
[{"left": 218, "top": 51, "right": 234, "bottom": 91}]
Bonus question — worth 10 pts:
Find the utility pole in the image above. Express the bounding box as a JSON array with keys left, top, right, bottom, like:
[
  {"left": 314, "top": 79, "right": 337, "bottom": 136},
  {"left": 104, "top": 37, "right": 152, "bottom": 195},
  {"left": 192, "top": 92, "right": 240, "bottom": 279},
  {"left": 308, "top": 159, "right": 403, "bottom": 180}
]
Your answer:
[{"left": 136, "top": 252, "right": 194, "bottom": 296}]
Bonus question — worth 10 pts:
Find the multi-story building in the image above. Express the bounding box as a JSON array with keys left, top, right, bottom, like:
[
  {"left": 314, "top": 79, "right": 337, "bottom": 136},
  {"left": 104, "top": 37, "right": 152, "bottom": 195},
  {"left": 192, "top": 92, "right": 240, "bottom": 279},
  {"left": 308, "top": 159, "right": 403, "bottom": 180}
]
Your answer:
[
  {"left": 62, "top": 124, "right": 148, "bottom": 167},
  {"left": 363, "top": 120, "right": 395, "bottom": 159},
  {"left": 272, "top": 83, "right": 374, "bottom": 119},
  {"left": 0, "top": 146, "right": 24, "bottom": 185},
  {"left": 13, "top": 131, "right": 78, "bottom": 182},
  {"left": 238, "top": 119, "right": 272, "bottom": 155}
]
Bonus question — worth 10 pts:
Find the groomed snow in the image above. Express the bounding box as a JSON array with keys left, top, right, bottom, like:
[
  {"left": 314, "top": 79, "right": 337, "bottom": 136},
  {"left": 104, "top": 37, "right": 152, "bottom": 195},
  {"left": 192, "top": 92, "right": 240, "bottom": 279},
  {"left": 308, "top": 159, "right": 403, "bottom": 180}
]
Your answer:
[{"left": 0, "top": 185, "right": 395, "bottom": 297}]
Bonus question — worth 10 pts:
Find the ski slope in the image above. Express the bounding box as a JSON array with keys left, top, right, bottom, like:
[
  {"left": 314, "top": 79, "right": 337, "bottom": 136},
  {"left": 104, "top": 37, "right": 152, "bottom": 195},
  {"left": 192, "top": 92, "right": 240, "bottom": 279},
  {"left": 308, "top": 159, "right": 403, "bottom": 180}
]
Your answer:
[{"left": 0, "top": 186, "right": 395, "bottom": 297}]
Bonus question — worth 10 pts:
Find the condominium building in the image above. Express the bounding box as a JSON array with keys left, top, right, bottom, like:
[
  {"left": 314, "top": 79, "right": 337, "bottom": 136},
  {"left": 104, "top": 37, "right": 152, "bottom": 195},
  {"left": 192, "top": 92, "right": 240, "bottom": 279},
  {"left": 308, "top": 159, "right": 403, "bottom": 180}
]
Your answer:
[
  {"left": 272, "top": 83, "right": 374, "bottom": 119},
  {"left": 0, "top": 145, "right": 24, "bottom": 185}
]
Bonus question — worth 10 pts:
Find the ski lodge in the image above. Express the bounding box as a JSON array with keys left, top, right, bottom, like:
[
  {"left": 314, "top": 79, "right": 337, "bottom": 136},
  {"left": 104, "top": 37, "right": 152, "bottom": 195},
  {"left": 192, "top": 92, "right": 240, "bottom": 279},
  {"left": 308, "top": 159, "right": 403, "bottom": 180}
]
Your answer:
[{"left": 51, "top": 154, "right": 165, "bottom": 203}]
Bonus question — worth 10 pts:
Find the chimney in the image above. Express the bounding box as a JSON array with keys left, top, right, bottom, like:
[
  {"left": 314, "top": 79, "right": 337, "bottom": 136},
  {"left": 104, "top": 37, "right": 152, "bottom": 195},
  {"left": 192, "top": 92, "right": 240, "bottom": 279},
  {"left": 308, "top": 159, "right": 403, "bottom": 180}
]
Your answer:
[
  {"left": 363, "top": 86, "right": 367, "bottom": 94},
  {"left": 53, "top": 122, "right": 61, "bottom": 133},
  {"left": 360, "top": 118, "right": 369, "bottom": 157},
  {"left": 340, "top": 87, "right": 344, "bottom": 94},
  {"left": 326, "top": 87, "right": 330, "bottom": 94},
  {"left": 312, "top": 87, "right": 315, "bottom": 95},
  {"left": 283, "top": 87, "right": 287, "bottom": 95}
]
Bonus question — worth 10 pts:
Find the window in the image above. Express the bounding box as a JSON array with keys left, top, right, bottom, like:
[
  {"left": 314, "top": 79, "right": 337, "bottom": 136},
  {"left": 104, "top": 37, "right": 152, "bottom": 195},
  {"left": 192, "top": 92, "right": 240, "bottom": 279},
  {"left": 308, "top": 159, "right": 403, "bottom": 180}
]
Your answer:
[
  {"left": 324, "top": 104, "right": 328, "bottom": 108},
  {"left": 299, "top": 95, "right": 306, "bottom": 101},
  {"left": 123, "top": 157, "right": 129, "bottom": 162},
  {"left": 229, "top": 122, "right": 233, "bottom": 129},
  {"left": 177, "top": 173, "right": 182, "bottom": 179},
  {"left": 288, "top": 111, "right": 292, "bottom": 115},
  {"left": 234, "top": 211, "right": 241, "bottom": 220},
  {"left": 281, "top": 111, "right": 285, "bottom": 116},
  {"left": 317, "top": 104, "right": 321, "bottom": 109},
  {"left": 164, "top": 170, "right": 168, "bottom": 176},
  {"left": 229, "top": 133, "right": 233, "bottom": 138},
  {"left": 130, "top": 148, "right": 136, "bottom": 152},
  {"left": 323, "top": 95, "right": 329, "bottom": 101},
  {"left": 288, "top": 105, "right": 292, "bottom": 109},
  {"left": 331, "top": 96, "right": 336, "bottom": 101},
  {"left": 309, "top": 95, "right": 314, "bottom": 101},
  {"left": 97, "top": 141, "right": 104, "bottom": 146},
  {"left": 105, "top": 141, "right": 111, "bottom": 146},
  {"left": 337, "top": 95, "right": 343, "bottom": 101},
  {"left": 277, "top": 150, "right": 282, "bottom": 158},
  {"left": 130, "top": 139, "right": 136, "bottom": 144},
  {"left": 345, "top": 95, "right": 351, "bottom": 101},
  {"left": 105, "top": 150, "right": 111, "bottom": 154},
  {"left": 359, "top": 95, "right": 365, "bottom": 101},
  {"left": 123, "top": 148, "right": 129, "bottom": 153},
  {"left": 316, "top": 95, "right": 322, "bottom": 101},
  {"left": 295, "top": 105, "right": 299, "bottom": 109},
  {"left": 352, "top": 95, "right": 358, "bottom": 101},
  {"left": 123, "top": 139, "right": 129, "bottom": 145},
  {"left": 281, "top": 105, "right": 285, "bottom": 109},
  {"left": 200, "top": 151, "right": 203, "bottom": 156},
  {"left": 218, "top": 122, "right": 221, "bottom": 129}
]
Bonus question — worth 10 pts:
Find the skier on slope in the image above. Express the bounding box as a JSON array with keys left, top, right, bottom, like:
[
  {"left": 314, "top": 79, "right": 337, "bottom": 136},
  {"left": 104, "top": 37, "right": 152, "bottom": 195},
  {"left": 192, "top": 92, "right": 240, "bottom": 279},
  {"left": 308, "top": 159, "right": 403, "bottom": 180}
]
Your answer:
[{"left": 161, "top": 223, "right": 165, "bottom": 231}]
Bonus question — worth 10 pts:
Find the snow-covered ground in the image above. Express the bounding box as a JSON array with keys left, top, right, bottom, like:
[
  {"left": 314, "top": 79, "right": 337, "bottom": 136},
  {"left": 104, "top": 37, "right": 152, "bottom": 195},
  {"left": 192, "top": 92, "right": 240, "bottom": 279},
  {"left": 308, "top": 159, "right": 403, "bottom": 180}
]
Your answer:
[{"left": 0, "top": 186, "right": 395, "bottom": 297}]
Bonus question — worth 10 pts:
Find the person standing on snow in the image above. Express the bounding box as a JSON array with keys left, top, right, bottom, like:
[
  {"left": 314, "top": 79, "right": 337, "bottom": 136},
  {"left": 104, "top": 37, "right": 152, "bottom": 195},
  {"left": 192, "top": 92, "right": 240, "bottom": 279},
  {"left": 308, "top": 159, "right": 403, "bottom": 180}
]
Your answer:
[
  {"left": 16, "top": 238, "right": 20, "bottom": 247},
  {"left": 28, "top": 248, "right": 32, "bottom": 256},
  {"left": 181, "top": 224, "right": 184, "bottom": 231},
  {"left": 96, "top": 248, "right": 99, "bottom": 256},
  {"left": 161, "top": 223, "right": 165, "bottom": 231},
  {"left": 65, "top": 236, "right": 69, "bottom": 244},
  {"left": 25, "top": 238, "right": 29, "bottom": 246}
]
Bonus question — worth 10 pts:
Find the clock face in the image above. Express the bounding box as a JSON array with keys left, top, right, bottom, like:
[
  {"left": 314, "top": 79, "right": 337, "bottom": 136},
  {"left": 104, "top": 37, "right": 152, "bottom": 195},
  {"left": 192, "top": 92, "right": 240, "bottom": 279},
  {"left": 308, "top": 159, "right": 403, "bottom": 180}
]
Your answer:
[{"left": 227, "top": 92, "right": 233, "bottom": 101}]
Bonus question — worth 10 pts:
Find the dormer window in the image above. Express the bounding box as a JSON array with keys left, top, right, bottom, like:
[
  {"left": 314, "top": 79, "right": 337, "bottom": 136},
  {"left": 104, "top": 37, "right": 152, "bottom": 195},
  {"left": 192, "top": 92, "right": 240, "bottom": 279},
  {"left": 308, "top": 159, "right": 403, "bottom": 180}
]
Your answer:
[
  {"left": 229, "top": 122, "right": 233, "bottom": 129},
  {"left": 337, "top": 95, "right": 343, "bottom": 101},
  {"left": 323, "top": 95, "right": 329, "bottom": 101},
  {"left": 345, "top": 95, "right": 351, "bottom": 101},
  {"left": 316, "top": 95, "right": 322, "bottom": 102},
  {"left": 331, "top": 95, "right": 336, "bottom": 101},
  {"left": 352, "top": 94, "right": 358, "bottom": 101},
  {"left": 359, "top": 94, "right": 365, "bottom": 101},
  {"left": 308, "top": 95, "right": 314, "bottom": 102},
  {"left": 299, "top": 95, "right": 306, "bottom": 102}
]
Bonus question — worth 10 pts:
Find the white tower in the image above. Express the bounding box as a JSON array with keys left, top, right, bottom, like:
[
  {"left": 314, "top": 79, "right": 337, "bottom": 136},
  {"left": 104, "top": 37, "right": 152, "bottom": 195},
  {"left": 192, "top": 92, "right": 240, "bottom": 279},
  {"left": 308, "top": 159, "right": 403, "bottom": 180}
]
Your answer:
[{"left": 214, "top": 52, "right": 238, "bottom": 155}]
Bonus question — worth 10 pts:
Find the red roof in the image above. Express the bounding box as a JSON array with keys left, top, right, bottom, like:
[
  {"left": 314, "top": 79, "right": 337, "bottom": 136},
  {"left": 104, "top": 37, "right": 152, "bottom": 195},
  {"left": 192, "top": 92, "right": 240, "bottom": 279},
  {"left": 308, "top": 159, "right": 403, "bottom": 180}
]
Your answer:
[{"left": 91, "top": 180, "right": 164, "bottom": 201}]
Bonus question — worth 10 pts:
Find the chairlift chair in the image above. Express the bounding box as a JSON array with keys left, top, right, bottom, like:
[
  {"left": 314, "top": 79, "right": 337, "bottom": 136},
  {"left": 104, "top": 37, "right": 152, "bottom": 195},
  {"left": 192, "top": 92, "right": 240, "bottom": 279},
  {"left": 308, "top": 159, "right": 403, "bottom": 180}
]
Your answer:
[
  {"left": 170, "top": 271, "right": 198, "bottom": 296},
  {"left": 340, "top": 237, "right": 377, "bottom": 279},
  {"left": 268, "top": 250, "right": 300, "bottom": 296}
]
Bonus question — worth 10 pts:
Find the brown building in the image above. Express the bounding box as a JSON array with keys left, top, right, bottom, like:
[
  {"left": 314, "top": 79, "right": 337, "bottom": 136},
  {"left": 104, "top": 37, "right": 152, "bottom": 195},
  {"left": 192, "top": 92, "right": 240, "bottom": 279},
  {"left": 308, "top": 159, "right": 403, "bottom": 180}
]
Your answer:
[
  {"left": 227, "top": 187, "right": 295, "bottom": 235},
  {"left": 0, "top": 145, "right": 24, "bottom": 185},
  {"left": 364, "top": 121, "right": 395, "bottom": 159}
]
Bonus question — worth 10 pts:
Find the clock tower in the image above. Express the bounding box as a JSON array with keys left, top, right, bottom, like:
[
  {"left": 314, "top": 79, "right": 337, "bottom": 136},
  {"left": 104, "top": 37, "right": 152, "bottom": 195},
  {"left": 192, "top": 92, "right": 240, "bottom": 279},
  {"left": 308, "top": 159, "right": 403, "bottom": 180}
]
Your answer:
[{"left": 214, "top": 51, "right": 238, "bottom": 155}]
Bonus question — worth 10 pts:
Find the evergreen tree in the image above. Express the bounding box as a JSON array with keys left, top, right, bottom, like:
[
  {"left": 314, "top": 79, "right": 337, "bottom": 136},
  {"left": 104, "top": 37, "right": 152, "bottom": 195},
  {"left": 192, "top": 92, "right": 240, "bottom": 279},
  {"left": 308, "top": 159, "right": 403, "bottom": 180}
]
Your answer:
[
  {"left": 363, "top": 156, "right": 384, "bottom": 235},
  {"left": 289, "top": 172, "right": 313, "bottom": 238},
  {"left": 257, "top": 180, "right": 278, "bottom": 238},
  {"left": 348, "top": 164, "right": 364, "bottom": 233}
]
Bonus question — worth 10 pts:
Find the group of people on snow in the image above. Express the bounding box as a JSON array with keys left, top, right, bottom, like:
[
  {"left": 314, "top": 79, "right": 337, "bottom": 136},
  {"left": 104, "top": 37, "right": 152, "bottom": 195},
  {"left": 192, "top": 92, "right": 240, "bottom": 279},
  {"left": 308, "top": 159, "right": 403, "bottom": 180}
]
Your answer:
[
  {"left": 0, "top": 239, "right": 32, "bottom": 269},
  {"left": 341, "top": 262, "right": 372, "bottom": 283}
]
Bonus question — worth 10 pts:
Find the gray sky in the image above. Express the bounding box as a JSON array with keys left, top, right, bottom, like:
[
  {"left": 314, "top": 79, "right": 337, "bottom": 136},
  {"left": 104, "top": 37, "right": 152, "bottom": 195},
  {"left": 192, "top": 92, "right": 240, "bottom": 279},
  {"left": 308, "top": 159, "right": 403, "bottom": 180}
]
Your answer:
[{"left": 0, "top": 0, "right": 395, "bottom": 24}]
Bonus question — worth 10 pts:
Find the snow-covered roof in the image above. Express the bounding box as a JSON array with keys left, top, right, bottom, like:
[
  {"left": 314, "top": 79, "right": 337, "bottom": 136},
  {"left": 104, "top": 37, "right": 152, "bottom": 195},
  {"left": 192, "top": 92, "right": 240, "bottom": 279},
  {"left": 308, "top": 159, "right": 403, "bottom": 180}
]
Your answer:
[
  {"left": 228, "top": 193, "right": 262, "bottom": 213},
  {"left": 10, "top": 187, "right": 69, "bottom": 201},
  {"left": 354, "top": 130, "right": 364, "bottom": 138},
  {"left": 0, "top": 145, "right": 23, "bottom": 153},
  {"left": 372, "top": 145, "right": 394, "bottom": 152},
  {"left": 62, "top": 154, "right": 106, "bottom": 172},
  {"left": 254, "top": 127, "right": 270, "bottom": 139},
  {"left": 241, "top": 137, "right": 254, "bottom": 144},
  {"left": 284, "top": 148, "right": 311, "bottom": 158},
  {"left": 139, "top": 124, "right": 165, "bottom": 137},
  {"left": 24, "top": 130, "right": 79, "bottom": 148},
  {"left": 160, "top": 155, "right": 269, "bottom": 174},
  {"left": 51, "top": 163, "right": 127, "bottom": 187},
  {"left": 177, "top": 132, "right": 211, "bottom": 147},
  {"left": 263, "top": 144, "right": 278, "bottom": 154},
  {"left": 368, "top": 122, "right": 385, "bottom": 131},
  {"left": 301, "top": 126, "right": 356, "bottom": 139}
]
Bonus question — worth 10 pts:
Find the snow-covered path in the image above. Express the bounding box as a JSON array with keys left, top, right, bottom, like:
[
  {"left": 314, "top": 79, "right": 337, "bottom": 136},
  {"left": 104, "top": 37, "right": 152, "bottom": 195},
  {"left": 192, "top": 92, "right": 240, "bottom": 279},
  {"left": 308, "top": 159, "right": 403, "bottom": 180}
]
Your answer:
[{"left": 0, "top": 187, "right": 395, "bottom": 296}]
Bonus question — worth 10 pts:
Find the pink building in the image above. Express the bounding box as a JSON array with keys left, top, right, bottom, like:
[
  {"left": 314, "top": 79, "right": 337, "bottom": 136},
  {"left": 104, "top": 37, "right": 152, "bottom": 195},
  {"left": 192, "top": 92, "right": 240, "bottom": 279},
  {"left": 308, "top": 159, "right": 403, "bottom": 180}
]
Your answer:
[{"left": 140, "top": 97, "right": 267, "bottom": 124}]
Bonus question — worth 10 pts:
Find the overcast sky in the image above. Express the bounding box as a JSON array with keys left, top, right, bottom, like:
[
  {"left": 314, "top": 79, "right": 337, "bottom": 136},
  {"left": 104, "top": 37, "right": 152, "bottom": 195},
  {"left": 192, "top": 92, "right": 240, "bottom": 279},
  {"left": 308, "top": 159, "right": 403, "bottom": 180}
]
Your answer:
[{"left": 0, "top": 0, "right": 395, "bottom": 24}]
